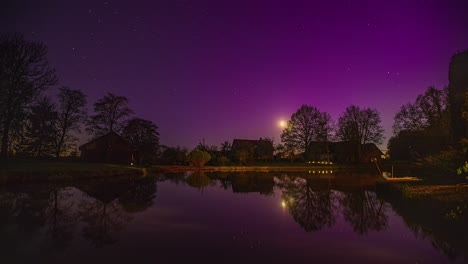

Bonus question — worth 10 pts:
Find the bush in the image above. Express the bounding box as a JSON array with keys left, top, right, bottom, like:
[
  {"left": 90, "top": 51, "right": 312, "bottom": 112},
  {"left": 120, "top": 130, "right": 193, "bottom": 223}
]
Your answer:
[
  {"left": 216, "top": 155, "right": 231, "bottom": 166},
  {"left": 187, "top": 150, "right": 211, "bottom": 167},
  {"left": 417, "top": 146, "right": 462, "bottom": 173},
  {"left": 457, "top": 161, "right": 468, "bottom": 180}
]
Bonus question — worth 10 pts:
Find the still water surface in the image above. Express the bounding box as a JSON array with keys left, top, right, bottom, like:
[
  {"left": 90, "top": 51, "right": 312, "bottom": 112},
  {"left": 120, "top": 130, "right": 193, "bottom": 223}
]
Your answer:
[{"left": 0, "top": 171, "right": 466, "bottom": 263}]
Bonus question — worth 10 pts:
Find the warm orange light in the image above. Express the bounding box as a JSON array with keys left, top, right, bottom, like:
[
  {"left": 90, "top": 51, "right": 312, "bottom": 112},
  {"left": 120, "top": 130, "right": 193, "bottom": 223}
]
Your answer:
[{"left": 278, "top": 120, "right": 287, "bottom": 128}]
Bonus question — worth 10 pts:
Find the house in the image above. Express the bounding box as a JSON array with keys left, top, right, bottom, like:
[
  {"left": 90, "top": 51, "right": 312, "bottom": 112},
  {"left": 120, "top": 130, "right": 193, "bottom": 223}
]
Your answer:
[
  {"left": 231, "top": 138, "right": 274, "bottom": 162},
  {"left": 79, "top": 131, "right": 136, "bottom": 164},
  {"left": 307, "top": 141, "right": 384, "bottom": 163},
  {"left": 361, "top": 143, "right": 385, "bottom": 162},
  {"left": 229, "top": 173, "right": 274, "bottom": 195}
]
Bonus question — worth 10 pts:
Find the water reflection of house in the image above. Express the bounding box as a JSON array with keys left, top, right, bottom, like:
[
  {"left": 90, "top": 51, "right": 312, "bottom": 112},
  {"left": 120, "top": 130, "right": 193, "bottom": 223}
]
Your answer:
[
  {"left": 229, "top": 174, "right": 274, "bottom": 195},
  {"left": 231, "top": 138, "right": 274, "bottom": 161},
  {"left": 307, "top": 141, "right": 384, "bottom": 163},
  {"left": 79, "top": 131, "right": 136, "bottom": 164}
]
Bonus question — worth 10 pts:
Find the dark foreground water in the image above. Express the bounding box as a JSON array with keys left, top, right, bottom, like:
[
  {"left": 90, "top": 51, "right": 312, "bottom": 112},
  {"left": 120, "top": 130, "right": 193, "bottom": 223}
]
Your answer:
[{"left": 0, "top": 171, "right": 467, "bottom": 264}]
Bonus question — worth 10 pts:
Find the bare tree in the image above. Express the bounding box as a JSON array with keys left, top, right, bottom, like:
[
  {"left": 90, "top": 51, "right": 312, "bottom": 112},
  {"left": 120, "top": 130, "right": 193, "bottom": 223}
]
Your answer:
[
  {"left": 55, "top": 87, "right": 87, "bottom": 158},
  {"left": 393, "top": 86, "right": 448, "bottom": 134},
  {"left": 337, "top": 105, "right": 384, "bottom": 145},
  {"left": 86, "top": 93, "right": 133, "bottom": 137},
  {"left": 23, "top": 96, "right": 57, "bottom": 157},
  {"left": 281, "top": 105, "right": 333, "bottom": 159},
  {"left": 336, "top": 105, "right": 384, "bottom": 161},
  {"left": 389, "top": 87, "right": 450, "bottom": 160},
  {"left": 0, "top": 33, "right": 57, "bottom": 159}
]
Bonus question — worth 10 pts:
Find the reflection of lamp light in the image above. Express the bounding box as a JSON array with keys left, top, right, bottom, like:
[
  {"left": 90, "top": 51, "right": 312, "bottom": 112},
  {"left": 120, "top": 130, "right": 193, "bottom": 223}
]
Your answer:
[{"left": 281, "top": 200, "right": 286, "bottom": 208}]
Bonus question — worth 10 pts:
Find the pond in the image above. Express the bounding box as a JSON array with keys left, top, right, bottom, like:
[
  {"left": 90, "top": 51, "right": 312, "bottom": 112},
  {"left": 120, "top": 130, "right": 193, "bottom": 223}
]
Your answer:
[{"left": 0, "top": 171, "right": 466, "bottom": 263}]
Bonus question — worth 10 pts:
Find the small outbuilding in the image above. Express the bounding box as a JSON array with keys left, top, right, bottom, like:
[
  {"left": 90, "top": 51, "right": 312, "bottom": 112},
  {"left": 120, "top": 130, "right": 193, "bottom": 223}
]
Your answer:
[{"left": 79, "top": 131, "right": 136, "bottom": 164}]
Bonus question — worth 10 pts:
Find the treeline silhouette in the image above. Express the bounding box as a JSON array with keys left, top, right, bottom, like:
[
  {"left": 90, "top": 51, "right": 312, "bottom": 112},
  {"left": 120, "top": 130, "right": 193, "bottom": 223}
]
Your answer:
[
  {"left": 1, "top": 32, "right": 467, "bottom": 169},
  {"left": 0, "top": 33, "right": 159, "bottom": 163},
  {"left": 388, "top": 50, "right": 468, "bottom": 173}
]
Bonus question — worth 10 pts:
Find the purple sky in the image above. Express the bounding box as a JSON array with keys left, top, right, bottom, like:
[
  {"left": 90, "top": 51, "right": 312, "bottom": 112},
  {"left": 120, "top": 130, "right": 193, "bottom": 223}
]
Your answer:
[{"left": 3, "top": 0, "right": 468, "bottom": 148}]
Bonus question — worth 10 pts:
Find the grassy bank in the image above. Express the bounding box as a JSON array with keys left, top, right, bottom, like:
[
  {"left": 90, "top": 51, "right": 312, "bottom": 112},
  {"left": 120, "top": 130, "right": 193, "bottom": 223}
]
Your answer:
[
  {"left": 0, "top": 160, "right": 443, "bottom": 184},
  {"left": 0, "top": 160, "right": 143, "bottom": 184},
  {"left": 379, "top": 181, "right": 468, "bottom": 202},
  {"left": 151, "top": 163, "right": 389, "bottom": 173},
  {"left": 377, "top": 181, "right": 468, "bottom": 260},
  {"left": 153, "top": 165, "right": 335, "bottom": 173}
]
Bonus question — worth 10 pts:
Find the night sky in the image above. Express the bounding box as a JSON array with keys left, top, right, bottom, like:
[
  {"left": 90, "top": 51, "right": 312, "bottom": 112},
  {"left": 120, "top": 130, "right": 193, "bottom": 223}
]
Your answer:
[{"left": 3, "top": 0, "right": 468, "bottom": 148}]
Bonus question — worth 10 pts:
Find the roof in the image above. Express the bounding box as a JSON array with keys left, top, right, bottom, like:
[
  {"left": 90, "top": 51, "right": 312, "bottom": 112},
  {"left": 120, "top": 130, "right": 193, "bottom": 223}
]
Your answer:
[{"left": 79, "top": 131, "right": 135, "bottom": 150}]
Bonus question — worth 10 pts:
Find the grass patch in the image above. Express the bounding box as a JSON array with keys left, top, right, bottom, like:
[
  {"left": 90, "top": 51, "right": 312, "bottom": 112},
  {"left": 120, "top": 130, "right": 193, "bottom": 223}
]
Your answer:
[{"left": 0, "top": 160, "right": 143, "bottom": 184}]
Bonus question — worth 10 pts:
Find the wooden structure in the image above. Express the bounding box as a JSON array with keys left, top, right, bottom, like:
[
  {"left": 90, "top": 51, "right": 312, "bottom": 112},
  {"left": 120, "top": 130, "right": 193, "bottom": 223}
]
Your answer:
[
  {"left": 79, "top": 131, "right": 136, "bottom": 164},
  {"left": 307, "top": 141, "right": 384, "bottom": 163}
]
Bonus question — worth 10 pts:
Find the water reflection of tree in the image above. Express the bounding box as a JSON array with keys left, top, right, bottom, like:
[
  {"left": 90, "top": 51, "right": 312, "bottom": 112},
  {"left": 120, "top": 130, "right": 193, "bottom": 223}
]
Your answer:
[
  {"left": 280, "top": 177, "right": 336, "bottom": 232},
  {"left": 207, "top": 172, "right": 232, "bottom": 190},
  {"left": 0, "top": 192, "right": 29, "bottom": 226},
  {"left": 119, "top": 177, "right": 158, "bottom": 213},
  {"left": 43, "top": 187, "right": 77, "bottom": 250},
  {"left": 0, "top": 189, "right": 49, "bottom": 235},
  {"left": 0, "top": 187, "right": 75, "bottom": 256},
  {"left": 340, "top": 190, "right": 387, "bottom": 234},
  {"left": 377, "top": 187, "right": 468, "bottom": 261},
  {"left": 78, "top": 180, "right": 133, "bottom": 248},
  {"left": 79, "top": 198, "right": 129, "bottom": 247}
]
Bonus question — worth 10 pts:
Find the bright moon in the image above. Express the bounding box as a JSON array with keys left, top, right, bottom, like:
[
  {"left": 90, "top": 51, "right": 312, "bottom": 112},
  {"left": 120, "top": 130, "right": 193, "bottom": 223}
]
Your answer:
[{"left": 279, "top": 120, "right": 287, "bottom": 128}]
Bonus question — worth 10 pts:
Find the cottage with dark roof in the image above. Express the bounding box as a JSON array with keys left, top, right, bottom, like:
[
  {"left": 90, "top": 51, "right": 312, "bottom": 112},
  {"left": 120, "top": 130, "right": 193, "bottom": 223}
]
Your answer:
[
  {"left": 307, "top": 141, "right": 384, "bottom": 163},
  {"left": 79, "top": 131, "right": 136, "bottom": 164}
]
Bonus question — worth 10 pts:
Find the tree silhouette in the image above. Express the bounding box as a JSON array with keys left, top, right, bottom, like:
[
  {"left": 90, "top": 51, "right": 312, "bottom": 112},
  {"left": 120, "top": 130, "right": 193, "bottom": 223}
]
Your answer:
[
  {"left": 158, "top": 145, "right": 188, "bottom": 165},
  {"left": 55, "top": 87, "right": 87, "bottom": 158},
  {"left": 389, "top": 87, "right": 450, "bottom": 160},
  {"left": 337, "top": 105, "right": 384, "bottom": 145},
  {"left": 122, "top": 117, "right": 159, "bottom": 164},
  {"left": 221, "top": 140, "right": 232, "bottom": 156},
  {"left": 281, "top": 105, "right": 332, "bottom": 160},
  {"left": 393, "top": 86, "right": 448, "bottom": 134},
  {"left": 336, "top": 105, "right": 384, "bottom": 161},
  {"left": 86, "top": 93, "right": 133, "bottom": 137},
  {"left": 21, "top": 96, "right": 57, "bottom": 157},
  {"left": 448, "top": 50, "right": 468, "bottom": 143},
  {"left": 0, "top": 33, "right": 57, "bottom": 159}
]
